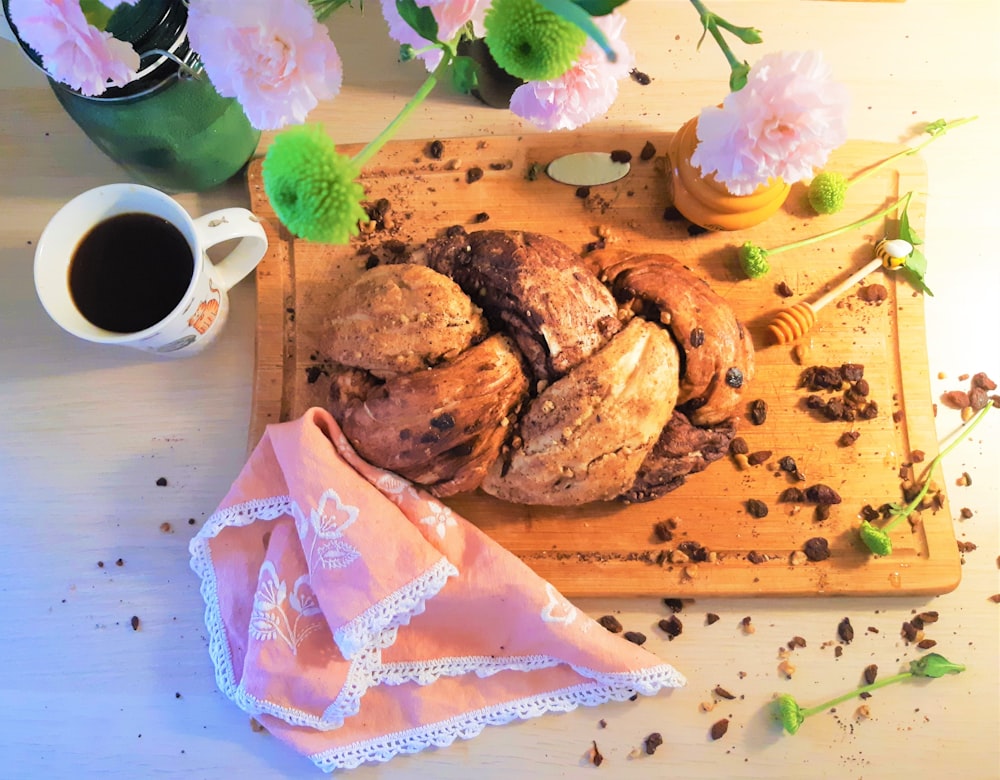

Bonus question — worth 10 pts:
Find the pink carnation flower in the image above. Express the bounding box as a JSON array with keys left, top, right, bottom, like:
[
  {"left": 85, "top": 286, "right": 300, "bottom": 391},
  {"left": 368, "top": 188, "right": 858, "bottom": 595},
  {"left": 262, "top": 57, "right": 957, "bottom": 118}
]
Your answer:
[
  {"left": 691, "top": 50, "right": 850, "bottom": 196},
  {"left": 9, "top": 0, "right": 140, "bottom": 96},
  {"left": 509, "top": 11, "right": 634, "bottom": 132},
  {"left": 380, "top": 0, "right": 490, "bottom": 70},
  {"left": 188, "top": 0, "right": 343, "bottom": 131}
]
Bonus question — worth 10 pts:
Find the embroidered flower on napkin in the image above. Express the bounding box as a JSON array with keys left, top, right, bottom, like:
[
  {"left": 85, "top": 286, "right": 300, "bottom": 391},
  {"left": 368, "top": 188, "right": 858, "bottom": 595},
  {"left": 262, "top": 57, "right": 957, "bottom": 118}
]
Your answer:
[{"left": 190, "top": 408, "right": 684, "bottom": 771}]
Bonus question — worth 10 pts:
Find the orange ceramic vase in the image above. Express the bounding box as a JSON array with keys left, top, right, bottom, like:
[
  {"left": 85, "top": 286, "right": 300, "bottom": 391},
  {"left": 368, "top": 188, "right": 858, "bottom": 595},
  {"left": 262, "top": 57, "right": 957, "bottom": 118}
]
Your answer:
[{"left": 667, "top": 116, "right": 790, "bottom": 231}]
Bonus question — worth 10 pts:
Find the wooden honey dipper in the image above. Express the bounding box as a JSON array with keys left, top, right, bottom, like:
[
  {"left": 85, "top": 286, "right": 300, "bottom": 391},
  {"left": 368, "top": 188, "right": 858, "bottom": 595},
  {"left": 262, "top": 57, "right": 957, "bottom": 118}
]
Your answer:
[{"left": 767, "top": 239, "right": 912, "bottom": 344}]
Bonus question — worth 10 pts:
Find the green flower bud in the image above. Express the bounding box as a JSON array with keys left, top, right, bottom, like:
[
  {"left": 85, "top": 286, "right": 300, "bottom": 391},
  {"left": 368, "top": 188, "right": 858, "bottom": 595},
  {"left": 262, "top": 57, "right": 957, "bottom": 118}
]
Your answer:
[
  {"left": 262, "top": 125, "right": 369, "bottom": 245},
  {"left": 858, "top": 519, "right": 892, "bottom": 556},
  {"left": 775, "top": 694, "right": 804, "bottom": 735},
  {"left": 738, "top": 242, "right": 770, "bottom": 279},
  {"left": 807, "top": 171, "right": 849, "bottom": 215},
  {"left": 484, "top": 0, "right": 586, "bottom": 82}
]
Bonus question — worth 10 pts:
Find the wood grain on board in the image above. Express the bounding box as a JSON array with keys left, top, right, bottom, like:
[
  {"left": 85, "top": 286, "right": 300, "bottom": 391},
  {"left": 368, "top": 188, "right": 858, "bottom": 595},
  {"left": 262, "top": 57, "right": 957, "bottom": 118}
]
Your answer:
[{"left": 246, "top": 131, "right": 958, "bottom": 598}]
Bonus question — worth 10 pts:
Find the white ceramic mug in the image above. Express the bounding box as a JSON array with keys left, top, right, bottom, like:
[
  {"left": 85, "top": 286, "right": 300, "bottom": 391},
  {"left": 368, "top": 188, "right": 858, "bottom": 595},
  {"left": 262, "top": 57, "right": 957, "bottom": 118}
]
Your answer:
[{"left": 34, "top": 183, "right": 268, "bottom": 355}]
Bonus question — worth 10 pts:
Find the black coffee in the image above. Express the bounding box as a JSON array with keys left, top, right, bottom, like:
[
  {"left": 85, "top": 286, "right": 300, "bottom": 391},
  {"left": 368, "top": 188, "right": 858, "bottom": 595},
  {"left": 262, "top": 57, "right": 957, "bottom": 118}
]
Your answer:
[{"left": 69, "top": 212, "right": 194, "bottom": 333}]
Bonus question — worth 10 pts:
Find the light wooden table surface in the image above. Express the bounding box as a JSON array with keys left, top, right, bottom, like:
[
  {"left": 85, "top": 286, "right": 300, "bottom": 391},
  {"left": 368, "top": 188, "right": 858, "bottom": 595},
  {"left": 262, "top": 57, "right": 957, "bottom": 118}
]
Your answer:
[{"left": 1, "top": 2, "right": 998, "bottom": 778}]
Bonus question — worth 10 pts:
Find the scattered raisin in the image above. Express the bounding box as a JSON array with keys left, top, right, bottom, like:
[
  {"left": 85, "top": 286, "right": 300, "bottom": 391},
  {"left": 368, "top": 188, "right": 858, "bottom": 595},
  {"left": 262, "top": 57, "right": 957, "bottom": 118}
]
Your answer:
[
  {"left": 941, "top": 390, "right": 970, "bottom": 409},
  {"left": 639, "top": 141, "right": 657, "bottom": 161},
  {"left": 130, "top": 615, "right": 141, "bottom": 631},
  {"left": 729, "top": 437, "right": 749, "bottom": 455},
  {"left": 598, "top": 615, "right": 623, "bottom": 633},
  {"left": 645, "top": 732, "right": 663, "bottom": 754},
  {"left": 610, "top": 149, "right": 632, "bottom": 163},
  {"left": 901, "top": 621, "right": 919, "bottom": 642},
  {"left": 155, "top": 477, "right": 168, "bottom": 487},
  {"left": 969, "top": 386, "right": 989, "bottom": 410},
  {"left": 972, "top": 372, "right": 997, "bottom": 391},
  {"left": 803, "top": 537, "right": 831, "bottom": 562},
  {"left": 839, "top": 431, "right": 861, "bottom": 447},
  {"left": 658, "top": 615, "right": 683, "bottom": 639},
  {"left": 473, "top": 211, "right": 490, "bottom": 223},
  {"left": 746, "top": 499, "right": 769, "bottom": 518},
  {"left": 710, "top": 719, "right": 729, "bottom": 740},
  {"left": 778, "top": 487, "right": 806, "bottom": 503},
  {"left": 591, "top": 741, "right": 604, "bottom": 766},
  {"left": 575, "top": 186, "right": 590, "bottom": 198},
  {"left": 776, "top": 280, "right": 795, "bottom": 298},
  {"left": 840, "top": 363, "right": 865, "bottom": 382},
  {"left": 690, "top": 327, "right": 706, "bottom": 347},
  {"left": 706, "top": 613, "right": 720, "bottom": 625},
  {"left": 747, "top": 450, "right": 772, "bottom": 466},
  {"left": 653, "top": 520, "right": 674, "bottom": 542},
  {"left": 815, "top": 504, "right": 831, "bottom": 522},
  {"left": 725, "top": 367, "right": 744, "bottom": 388},
  {"left": 917, "top": 638, "right": 938, "bottom": 650},
  {"left": 427, "top": 139, "right": 444, "bottom": 159},
  {"left": 863, "top": 664, "right": 878, "bottom": 685},
  {"left": 629, "top": 68, "right": 651, "bottom": 85},
  {"left": 806, "top": 484, "right": 842, "bottom": 505},
  {"left": 860, "top": 504, "right": 880, "bottom": 522},
  {"left": 748, "top": 399, "right": 768, "bottom": 425},
  {"left": 837, "top": 617, "right": 854, "bottom": 644},
  {"left": 714, "top": 686, "right": 736, "bottom": 700},
  {"left": 465, "top": 167, "right": 484, "bottom": 184},
  {"left": 624, "top": 631, "right": 647, "bottom": 646},
  {"left": 663, "top": 598, "right": 684, "bottom": 613}
]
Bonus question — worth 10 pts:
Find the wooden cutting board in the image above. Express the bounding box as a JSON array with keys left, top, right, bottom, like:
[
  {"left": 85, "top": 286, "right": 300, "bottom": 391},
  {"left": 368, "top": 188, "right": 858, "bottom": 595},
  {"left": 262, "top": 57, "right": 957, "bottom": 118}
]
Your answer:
[{"left": 246, "top": 131, "right": 960, "bottom": 598}]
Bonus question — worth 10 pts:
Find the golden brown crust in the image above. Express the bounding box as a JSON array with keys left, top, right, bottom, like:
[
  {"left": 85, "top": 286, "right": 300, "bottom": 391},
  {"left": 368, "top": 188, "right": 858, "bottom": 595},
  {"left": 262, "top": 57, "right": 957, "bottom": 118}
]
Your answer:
[
  {"left": 586, "top": 248, "right": 755, "bottom": 426},
  {"left": 480, "top": 319, "right": 680, "bottom": 505},
  {"left": 322, "top": 263, "right": 488, "bottom": 379}
]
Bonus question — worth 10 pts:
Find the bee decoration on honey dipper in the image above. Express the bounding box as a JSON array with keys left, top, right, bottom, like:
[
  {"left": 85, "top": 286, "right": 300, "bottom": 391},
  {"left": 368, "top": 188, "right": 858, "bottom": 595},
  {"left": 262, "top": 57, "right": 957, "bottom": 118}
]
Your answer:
[{"left": 766, "top": 238, "right": 913, "bottom": 345}]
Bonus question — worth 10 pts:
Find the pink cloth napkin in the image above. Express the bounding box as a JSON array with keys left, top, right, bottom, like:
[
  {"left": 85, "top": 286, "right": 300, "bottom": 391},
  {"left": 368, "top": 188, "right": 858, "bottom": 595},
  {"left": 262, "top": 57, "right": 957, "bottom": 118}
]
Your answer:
[{"left": 190, "top": 407, "right": 684, "bottom": 772}]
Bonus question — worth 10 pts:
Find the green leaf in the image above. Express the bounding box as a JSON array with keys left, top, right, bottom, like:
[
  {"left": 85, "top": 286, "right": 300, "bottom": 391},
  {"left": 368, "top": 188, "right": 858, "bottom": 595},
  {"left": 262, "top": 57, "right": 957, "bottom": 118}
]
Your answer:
[
  {"left": 898, "top": 206, "right": 924, "bottom": 246},
  {"left": 906, "top": 247, "right": 928, "bottom": 278},
  {"left": 396, "top": 0, "right": 440, "bottom": 44},
  {"left": 450, "top": 55, "right": 479, "bottom": 94},
  {"left": 910, "top": 653, "right": 966, "bottom": 678},
  {"left": 571, "top": 0, "right": 629, "bottom": 15},
  {"left": 80, "top": 0, "right": 114, "bottom": 30},
  {"left": 901, "top": 263, "right": 934, "bottom": 297},
  {"left": 536, "top": 0, "right": 617, "bottom": 61}
]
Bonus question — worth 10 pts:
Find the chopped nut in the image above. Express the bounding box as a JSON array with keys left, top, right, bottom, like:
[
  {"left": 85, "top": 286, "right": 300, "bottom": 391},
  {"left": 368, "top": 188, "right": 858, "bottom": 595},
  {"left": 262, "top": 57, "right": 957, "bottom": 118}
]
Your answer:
[
  {"left": 740, "top": 616, "right": 755, "bottom": 635},
  {"left": 778, "top": 659, "right": 796, "bottom": 678},
  {"left": 699, "top": 700, "right": 716, "bottom": 712},
  {"left": 793, "top": 343, "right": 810, "bottom": 364},
  {"left": 733, "top": 453, "right": 750, "bottom": 470},
  {"left": 789, "top": 550, "right": 807, "bottom": 566},
  {"left": 855, "top": 705, "right": 871, "bottom": 721}
]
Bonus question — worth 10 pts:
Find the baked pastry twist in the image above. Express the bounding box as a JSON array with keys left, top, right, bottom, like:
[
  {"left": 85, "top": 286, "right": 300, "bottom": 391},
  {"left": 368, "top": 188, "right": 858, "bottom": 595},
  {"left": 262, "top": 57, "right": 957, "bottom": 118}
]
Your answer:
[{"left": 323, "top": 229, "right": 753, "bottom": 506}]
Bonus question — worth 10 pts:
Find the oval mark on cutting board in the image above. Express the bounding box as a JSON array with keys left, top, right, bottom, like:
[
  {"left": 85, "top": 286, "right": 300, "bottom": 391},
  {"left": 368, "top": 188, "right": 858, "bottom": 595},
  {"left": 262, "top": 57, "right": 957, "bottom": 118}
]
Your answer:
[{"left": 546, "top": 152, "right": 630, "bottom": 186}]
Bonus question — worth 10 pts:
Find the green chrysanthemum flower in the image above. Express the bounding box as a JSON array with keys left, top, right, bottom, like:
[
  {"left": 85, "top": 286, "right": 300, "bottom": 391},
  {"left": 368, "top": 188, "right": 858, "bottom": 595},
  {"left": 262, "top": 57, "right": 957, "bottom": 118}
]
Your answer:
[
  {"left": 262, "top": 125, "right": 369, "bottom": 244},
  {"left": 807, "top": 171, "right": 849, "bottom": 215},
  {"left": 774, "top": 694, "right": 804, "bottom": 735},
  {"left": 858, "top": 519, "right": 892, "bottom": 556},
  {"left": 484, "top": 0, "right": 587, "bottom": 82},
  {"left": 738, "top": 241, "right": 770, "bottom": 279}
]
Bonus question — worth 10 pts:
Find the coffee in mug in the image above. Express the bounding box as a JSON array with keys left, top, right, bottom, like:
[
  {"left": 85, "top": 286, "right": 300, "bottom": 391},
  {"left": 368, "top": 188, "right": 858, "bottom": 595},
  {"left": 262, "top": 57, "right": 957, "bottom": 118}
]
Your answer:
[{"left": 34, "top": 183, "right": 268, "bottom": 355}]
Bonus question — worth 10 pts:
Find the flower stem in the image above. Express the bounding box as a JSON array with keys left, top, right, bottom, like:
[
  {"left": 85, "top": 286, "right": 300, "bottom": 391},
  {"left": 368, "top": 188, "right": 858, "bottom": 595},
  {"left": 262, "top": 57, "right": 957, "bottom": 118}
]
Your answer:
[
  {"left": 688, "top": 0, "right": 754, "bottom": 85},
  {"left": 767, "top": 192, "right": 912, "bottom": 257},
  {"left": 351, "top": 55, "right": 451, "bottom": 168},
  {"left": 850, "top": 116, "right": 978, "bottom": 186},
  {"left": 881, "top": 403, "right": 992, "bottom": 534},
  {"left": 799, "top": 672, "right": 913, "bottom": 718}
]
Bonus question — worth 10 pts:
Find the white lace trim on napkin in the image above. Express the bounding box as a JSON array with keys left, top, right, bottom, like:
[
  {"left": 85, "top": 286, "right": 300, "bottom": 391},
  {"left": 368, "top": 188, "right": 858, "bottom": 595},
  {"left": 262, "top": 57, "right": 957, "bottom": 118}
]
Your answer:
[
  {"left": 308, "top": 672, "right": 685, "bottom": 772},
  {"left": 334, "top": 556, "right": 457, "bottom": 661}
]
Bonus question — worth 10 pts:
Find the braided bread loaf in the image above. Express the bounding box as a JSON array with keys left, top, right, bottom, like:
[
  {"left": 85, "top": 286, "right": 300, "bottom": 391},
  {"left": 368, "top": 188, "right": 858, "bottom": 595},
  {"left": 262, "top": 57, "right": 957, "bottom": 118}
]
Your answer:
[{"left": 323, "top": 229, "right": 753, "bottom": 506}]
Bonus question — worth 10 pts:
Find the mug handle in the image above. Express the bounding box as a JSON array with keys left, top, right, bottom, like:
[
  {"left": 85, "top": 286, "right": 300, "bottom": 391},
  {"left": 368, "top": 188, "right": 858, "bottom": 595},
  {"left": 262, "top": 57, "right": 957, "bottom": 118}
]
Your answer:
[{"left": 193, "top": 208, "right": 269, "bottom": 291}]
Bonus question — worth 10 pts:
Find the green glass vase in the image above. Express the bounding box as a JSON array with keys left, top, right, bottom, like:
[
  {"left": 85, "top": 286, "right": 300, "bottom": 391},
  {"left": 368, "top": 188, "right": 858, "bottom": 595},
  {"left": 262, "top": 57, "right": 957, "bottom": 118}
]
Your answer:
[{"left": 3, "top": 0, "right": 260, "bottom": 193}]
